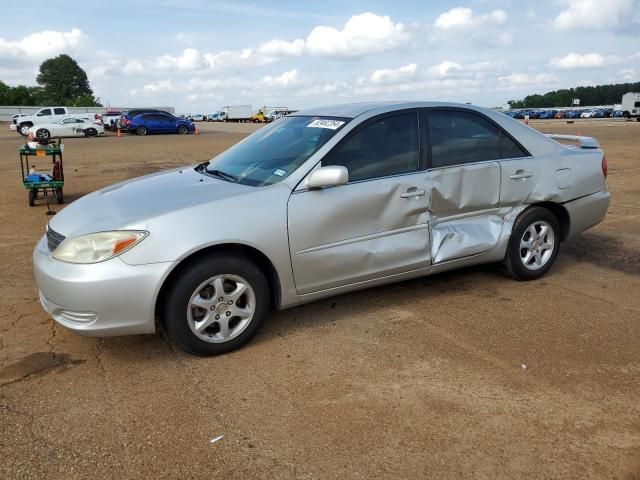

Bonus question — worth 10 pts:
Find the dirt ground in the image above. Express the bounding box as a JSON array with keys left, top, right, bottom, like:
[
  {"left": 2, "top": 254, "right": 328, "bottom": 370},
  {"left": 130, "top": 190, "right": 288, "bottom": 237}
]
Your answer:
[{"left": 0, "top": 119, "right": 639, "bottom": 479}]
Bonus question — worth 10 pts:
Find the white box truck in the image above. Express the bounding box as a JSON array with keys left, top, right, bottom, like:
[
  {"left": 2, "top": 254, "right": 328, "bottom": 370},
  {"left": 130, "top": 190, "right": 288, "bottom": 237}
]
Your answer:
[
  {"left": 621, "top": 92, "right": 640, "bottom": 120},
  {"left": 219, "top": 105, "right": 252, "bottom": 122}
]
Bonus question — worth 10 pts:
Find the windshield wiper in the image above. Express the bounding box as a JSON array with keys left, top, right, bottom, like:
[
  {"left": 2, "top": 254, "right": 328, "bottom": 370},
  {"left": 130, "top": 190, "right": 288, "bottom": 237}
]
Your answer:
[{"left": 207, "top": 169, "right": 239, "bottom": 183}]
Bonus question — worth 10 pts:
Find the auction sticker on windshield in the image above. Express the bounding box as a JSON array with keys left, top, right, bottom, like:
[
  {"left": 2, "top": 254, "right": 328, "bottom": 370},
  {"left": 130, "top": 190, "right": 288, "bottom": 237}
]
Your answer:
[{"left": 307, "top": 119, "right": 345, "bottom": 130}]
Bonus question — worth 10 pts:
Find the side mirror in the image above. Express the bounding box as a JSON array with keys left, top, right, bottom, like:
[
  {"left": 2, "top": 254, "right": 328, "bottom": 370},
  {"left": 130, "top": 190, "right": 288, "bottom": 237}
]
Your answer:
[{"left": 306, "top": 166, "right": 348, "bottom": 189}]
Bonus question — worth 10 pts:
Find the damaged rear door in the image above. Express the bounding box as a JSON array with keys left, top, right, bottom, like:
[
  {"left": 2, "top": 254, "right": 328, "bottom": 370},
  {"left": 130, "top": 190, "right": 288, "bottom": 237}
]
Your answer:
[
  {"left": 425, "top": 109, "right": 503, "bottom": 263},
  {"left": 288, "top": 111, "right": 431, "bottom": 295}
]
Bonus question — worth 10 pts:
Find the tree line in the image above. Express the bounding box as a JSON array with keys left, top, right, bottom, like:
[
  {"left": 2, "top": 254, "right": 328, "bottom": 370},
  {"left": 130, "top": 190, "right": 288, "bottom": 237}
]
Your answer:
[
  {"left": 0, "top": 54, "right": 101, "bottom": 107},
  {"left": 508, "top": 81, "right": 640, "bottom": 109}
]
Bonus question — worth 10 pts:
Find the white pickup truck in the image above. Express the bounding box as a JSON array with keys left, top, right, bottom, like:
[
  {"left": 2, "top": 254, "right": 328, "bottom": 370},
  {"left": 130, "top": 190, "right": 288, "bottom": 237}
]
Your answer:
[{"left": 11, "top": 107, "right": 101, "bottom": 136}]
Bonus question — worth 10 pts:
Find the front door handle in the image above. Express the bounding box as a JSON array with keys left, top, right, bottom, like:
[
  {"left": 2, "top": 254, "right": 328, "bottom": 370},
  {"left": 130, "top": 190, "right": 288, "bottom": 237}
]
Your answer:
[
  {"left": 510, "top": 170, "right": 533, "bottom": 180},
  {"left": 400, "top": 189, "right": 426, "bottom": 199}
]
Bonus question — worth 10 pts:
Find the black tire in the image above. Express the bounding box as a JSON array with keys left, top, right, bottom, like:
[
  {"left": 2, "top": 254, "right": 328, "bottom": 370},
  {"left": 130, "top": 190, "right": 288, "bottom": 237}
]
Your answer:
[
  {"left": 177, "top": 125, "right": 188, "bottom": 135},
  {"left": 28, "top": 189, "right": 36, "bottom": 207},
  {"left": 623, "top": 111, "right": 631, "bottom": 119},
  {"left": 163, "top": 253, "right": 270, "bottom": 356},
  {"left": 502, "top": 206, "right": 561, "bottom": 281},
  {"left": 36, "top": 128, "right": 50, "bottom": 140},
  {"left": 19, "top": 123, "right": 32, "bottom": 136},
  {"left": 55, "top": 188, "right": 64, "bottom": 204},
  {"left": 84, "top": 128, "right": 98, "bottom": 137},
  {"left": 136, "top": 126, "right": 148, "bottom": 136}
]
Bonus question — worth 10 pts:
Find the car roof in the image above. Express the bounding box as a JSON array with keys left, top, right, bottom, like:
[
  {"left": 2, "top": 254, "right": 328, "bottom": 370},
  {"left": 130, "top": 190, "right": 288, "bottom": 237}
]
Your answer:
[{"left": 293, "top": 101, "right": 497, "bottom": 119}]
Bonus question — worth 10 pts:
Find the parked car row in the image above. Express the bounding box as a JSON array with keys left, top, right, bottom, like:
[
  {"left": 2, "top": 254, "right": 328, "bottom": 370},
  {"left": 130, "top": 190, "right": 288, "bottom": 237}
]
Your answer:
[
  {"left": 178, "top": 106, "right": 298, "bottom": 123},
  {"left": 9, "top": 107, "right": 196, "bottom": 138},
  {"left": 502, "top": 108, "right": 622, "bottom": 120}
]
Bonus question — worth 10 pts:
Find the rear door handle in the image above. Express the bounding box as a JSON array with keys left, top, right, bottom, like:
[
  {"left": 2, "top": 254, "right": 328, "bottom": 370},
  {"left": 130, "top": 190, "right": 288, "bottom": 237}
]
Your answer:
[
  {"left": 400, "top": 189, "right": 426, "bottom": 199},
  {"left": 510, "top": 170, "right": 533, "bottom": 180}
]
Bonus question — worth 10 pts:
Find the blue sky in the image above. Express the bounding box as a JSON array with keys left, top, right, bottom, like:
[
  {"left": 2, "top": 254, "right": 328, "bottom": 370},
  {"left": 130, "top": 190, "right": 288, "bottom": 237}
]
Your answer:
[{"left": 1, "top": 0, "right": 639, "bottom": 112}]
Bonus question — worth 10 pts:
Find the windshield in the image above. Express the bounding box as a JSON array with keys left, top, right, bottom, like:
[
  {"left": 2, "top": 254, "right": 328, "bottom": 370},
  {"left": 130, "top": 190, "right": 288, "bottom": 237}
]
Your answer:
[{"left": 205, "top": 116, "right": 348, "bottom": 186}]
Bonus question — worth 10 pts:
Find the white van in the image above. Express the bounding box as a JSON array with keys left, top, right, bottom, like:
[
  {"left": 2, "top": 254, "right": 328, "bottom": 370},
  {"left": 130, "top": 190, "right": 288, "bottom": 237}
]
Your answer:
[{"left": 621, "top": 92, "right": 640, "bottom": 120}]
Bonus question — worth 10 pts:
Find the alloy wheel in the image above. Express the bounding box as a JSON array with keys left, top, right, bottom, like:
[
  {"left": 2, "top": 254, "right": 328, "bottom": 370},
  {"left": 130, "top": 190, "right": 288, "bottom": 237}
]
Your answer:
[{"left": 187, "top": 274, "right": 255, "bottom": 343}]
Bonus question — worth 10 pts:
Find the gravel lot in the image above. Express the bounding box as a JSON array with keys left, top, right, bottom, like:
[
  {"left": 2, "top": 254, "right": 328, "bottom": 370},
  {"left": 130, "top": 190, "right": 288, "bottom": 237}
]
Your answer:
[{"left": 1, "top": 119, "right": 639, "bottom": 479}]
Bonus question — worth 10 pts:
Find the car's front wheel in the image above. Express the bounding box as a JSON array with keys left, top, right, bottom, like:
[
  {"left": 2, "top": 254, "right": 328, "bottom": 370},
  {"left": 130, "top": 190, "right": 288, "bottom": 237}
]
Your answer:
[
  {"left": 19, "top": 123, "right": 32, "bottom": 136},
  {"left": 177, "top": 125, "right": 188, "bottom": 134},
  {"left": 163, "top": 253, "right": 270, "bottom": 356},
  {"left": 503, "top": 206, "right": 560, "bottom": 281}
]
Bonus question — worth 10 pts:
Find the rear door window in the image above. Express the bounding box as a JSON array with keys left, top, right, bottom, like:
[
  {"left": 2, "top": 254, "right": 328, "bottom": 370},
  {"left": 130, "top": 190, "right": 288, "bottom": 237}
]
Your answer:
[
  {"left": 428, "top": 110, "right": 500, "bottom": 168},
  {"left": 53, "top": 108, "right": 66, "bottom": 115}
]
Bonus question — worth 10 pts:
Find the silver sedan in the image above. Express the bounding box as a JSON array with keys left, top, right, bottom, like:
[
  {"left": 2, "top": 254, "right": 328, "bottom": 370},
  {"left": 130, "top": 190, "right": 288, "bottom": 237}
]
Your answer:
[{"left": 34, "top": 102, "right": 610, "bottom": 355}]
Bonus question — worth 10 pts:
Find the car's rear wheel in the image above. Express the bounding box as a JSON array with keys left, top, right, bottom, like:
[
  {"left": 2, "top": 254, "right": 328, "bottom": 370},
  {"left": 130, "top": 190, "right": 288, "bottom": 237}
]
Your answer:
[
  {"left": 163, "top": 253, "right": 269, "bottom": 356},
  {"left": 136, "top": 126, "right": 148, "bottom": 136},
  {"left": 177, "top": 125, "right": 188, "bottom": 134},
  {"left": 36, "top": 128, "right": 50, "bottom": 139},
  {"left": 84, "top": 128, "right": 98, "bottom": 137},
  {"left": 503, "top": 206, "right": 560, "bottom": 281}
]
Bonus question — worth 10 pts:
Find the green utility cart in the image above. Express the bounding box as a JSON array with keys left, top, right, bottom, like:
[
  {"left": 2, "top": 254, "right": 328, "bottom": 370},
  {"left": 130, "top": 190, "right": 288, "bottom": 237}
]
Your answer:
[{"left": 20, "top": 140, "right": 65, "bottom": 208}]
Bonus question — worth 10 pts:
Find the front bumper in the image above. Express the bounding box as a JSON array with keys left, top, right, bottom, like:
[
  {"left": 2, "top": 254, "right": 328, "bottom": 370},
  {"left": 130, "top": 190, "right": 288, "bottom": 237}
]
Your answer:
[{"left": 33, "top": 236, "right": 175, "bottom": 336}]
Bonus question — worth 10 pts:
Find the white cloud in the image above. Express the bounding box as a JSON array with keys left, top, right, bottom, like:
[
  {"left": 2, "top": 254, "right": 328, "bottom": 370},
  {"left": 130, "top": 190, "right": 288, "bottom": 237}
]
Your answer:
[
  {"left": 428, "top": 61, "right": 462, "bottom": 77},
  {"left": 0, "top": 28, "right": 86, "bottom": 60},
  {"left": 256, "top": 38, "right": 305, "bottom": 57},
  {"left": 306, "top": 12, "right": 408, "bottom": 57},
  {"left": 360, "top": 63, "right": 417, "bottom": 85},
  {"left": 618, "top": 68, "right": 635, "bottom": 80},
  {"left": 499, "top": 73, "right": 558, "bottom": 87},
  {"left": 155, "top": 48, "right": 202, "bottom": 70},
  {"left": 122, "top": 60, "right": 144, "bottom": 75},
  {"left": 174, "top": 32, "right": 195, "bottom": 45},
  {"left": 549, "top": 52, "right": 607, "bottom": 69},
  {"left": 553, "top": 0, "right": 639, "bottom": 31},
  {"left": 434, "top": 7, "right": 507, "bottom": 29},
  {"left": 142, "top": 79, "right": 175, "bottom": 94},
  {"left": 262, "top": 69, "right": 299, "bottom": 87}
]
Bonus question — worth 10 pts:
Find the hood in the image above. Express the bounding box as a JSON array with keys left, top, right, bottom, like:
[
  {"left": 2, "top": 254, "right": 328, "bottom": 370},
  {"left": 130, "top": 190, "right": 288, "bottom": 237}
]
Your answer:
[{"left": 49, "top": 166, "right": 255, "bottom": 237}]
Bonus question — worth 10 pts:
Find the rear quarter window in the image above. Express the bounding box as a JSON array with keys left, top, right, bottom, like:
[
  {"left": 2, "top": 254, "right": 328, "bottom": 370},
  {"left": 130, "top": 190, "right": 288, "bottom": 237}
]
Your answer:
[{"left": 500, "top": 132, "right": 529, "bottom": 159}]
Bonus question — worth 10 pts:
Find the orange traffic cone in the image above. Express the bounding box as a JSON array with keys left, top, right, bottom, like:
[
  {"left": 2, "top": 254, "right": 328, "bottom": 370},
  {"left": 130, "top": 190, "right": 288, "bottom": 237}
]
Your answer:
[
  {"left": 117, "top": 127, "right": 121, "bottom": 138},
  {"left": 195, "top": 125, "right": 199, "bottom": 135}
]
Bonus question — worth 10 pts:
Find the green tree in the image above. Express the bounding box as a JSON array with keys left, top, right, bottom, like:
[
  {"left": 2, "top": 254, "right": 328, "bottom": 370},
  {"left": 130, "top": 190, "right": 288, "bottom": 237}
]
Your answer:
[
  {"left": 36, "top": 54, "right": 100, "bottom": 106},
  {"left": 7, "top": 85, "right": 35, "bottom": 105},
  {"left": 0, "top": 80, "right": 10, "bottom": 104}
]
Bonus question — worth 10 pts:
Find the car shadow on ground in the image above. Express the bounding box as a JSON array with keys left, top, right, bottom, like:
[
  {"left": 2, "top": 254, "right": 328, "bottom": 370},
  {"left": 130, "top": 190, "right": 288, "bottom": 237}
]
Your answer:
[{"left": 561, "top": 231, "right": 639, "bottom": 277}]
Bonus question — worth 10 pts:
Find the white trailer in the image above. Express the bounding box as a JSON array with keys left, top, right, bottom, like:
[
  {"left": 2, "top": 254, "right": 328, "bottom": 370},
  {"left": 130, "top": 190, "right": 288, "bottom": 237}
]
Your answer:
[
  {"left": 621, "top": 92, "right": 640, "bottom": 120},
  {"left": 219, "top": 105, "right": 252, "bottom": 122}
]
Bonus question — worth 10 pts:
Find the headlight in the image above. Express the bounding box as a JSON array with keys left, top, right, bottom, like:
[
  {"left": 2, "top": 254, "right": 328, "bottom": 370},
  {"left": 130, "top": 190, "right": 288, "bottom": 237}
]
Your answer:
[{"left": 52, "top": 230, "right": 148, "bottom": 264}]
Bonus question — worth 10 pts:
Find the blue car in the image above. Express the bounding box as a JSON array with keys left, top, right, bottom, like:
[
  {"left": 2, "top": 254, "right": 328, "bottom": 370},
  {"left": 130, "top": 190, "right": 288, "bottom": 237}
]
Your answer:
[
  {"left": 539, "top": 110, "right": 557, "bottom": 119},
  {"left": 565, "top": 110, "right": 581, "bottom": 119},
  {"left": 122, "top": 112, "right": 196, "bottom": 136}
]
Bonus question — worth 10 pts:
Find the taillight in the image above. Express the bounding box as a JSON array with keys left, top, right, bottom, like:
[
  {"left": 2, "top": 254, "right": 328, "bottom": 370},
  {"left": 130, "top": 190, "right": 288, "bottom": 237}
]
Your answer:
[{"left": 602, "top": 155, "right": 608, "bottom": 178}]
